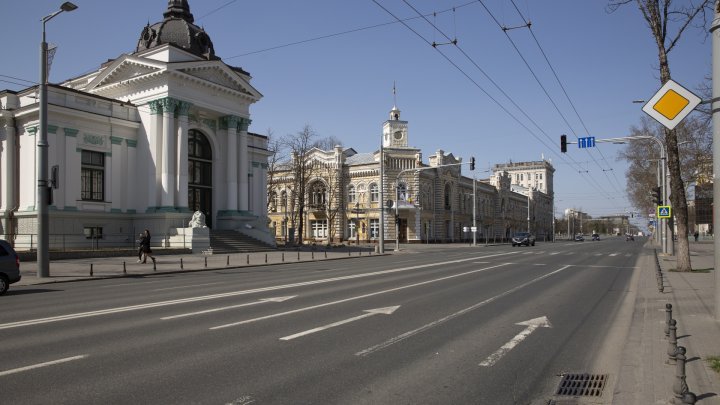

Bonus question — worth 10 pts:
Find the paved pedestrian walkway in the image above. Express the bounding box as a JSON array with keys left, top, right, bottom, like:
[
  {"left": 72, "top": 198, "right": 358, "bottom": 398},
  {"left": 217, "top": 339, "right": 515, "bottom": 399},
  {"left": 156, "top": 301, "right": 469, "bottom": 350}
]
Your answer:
[
  {"left": 15, "top": 247, "right": 378, "bottom": 286},
  {"left": 613, "top": 240, "right": 720, "bottom": 404}
]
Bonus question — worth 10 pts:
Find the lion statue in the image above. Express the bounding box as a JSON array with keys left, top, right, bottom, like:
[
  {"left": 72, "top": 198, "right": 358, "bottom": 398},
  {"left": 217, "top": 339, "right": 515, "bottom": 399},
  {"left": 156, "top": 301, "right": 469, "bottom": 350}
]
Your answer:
[{"left": 189, "top": 211, "right": 207, "bottom": 228}]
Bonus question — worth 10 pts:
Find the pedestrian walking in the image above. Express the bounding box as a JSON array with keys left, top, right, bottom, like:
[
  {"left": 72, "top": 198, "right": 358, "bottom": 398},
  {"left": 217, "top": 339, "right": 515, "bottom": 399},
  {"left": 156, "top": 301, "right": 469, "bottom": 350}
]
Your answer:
[
  {"left": 140, "top": 229, "right": 156, "bottom": 264},
  {"left": 693, "top": 230, "right": 699, "bottom": 242},
  {"left": 136, "top": 233, "right": 144, "bottom": 263}
]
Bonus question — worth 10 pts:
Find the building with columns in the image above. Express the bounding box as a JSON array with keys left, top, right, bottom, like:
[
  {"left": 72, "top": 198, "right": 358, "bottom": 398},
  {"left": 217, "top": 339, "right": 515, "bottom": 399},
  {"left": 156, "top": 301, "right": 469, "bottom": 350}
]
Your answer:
[
  {"left": 0, "top": 0, "right": 273, "bottom": 250},
  {"left": 267, "top": 104, "right": 555, "bottom": 244}
]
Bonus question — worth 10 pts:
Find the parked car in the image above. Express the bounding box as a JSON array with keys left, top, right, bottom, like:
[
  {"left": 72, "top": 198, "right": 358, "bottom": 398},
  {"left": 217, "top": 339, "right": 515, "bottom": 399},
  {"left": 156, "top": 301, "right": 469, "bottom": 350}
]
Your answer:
[
  {"left": 511, "top": 232, "right": 536, "bottom": 247},
  {"left": 591, "top": 233, "right": 600, "bottom": 241},
  {"left": 0, "top": 239, "right": 21, "bottom": 295},
  {"left": 626, "top": 234, "right": 635, "bottom": 241},
  {"left": 574, "top": 234, "right": 585, "bottom": 242}
]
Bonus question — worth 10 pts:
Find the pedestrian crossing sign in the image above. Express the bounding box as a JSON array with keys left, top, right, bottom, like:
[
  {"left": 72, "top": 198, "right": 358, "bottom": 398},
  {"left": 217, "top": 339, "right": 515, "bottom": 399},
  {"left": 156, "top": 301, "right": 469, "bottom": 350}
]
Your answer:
[{"left": 657, "top": 206, "right": 672, "bottom": 218}]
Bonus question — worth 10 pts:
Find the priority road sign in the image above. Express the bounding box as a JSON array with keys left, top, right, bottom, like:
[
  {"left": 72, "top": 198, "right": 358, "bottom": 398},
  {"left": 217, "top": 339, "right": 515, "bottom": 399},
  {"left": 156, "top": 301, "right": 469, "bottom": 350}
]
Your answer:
[
  {"left": 642, "top": 80, "right": 701, "bottom": 130},
  {"left": 657, "top": 205, "right": 672, "bottom": 219}
]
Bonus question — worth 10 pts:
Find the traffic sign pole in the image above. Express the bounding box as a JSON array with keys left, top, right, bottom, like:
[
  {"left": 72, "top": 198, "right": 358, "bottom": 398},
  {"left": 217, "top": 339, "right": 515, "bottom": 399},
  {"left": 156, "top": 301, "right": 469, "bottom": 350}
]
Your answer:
[{"left": 710, "top": 1, "right": 720, "bottom": 322}]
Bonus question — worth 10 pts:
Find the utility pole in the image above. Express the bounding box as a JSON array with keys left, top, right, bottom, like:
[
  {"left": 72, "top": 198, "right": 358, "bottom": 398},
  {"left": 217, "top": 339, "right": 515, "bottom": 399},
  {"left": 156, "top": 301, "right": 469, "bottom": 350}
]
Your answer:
[
  {"left": 472, "top": 174, "right": 477, "bottom": 246},
  {"left": 710, "top": 0, "right": 720, "bottom": 322}
]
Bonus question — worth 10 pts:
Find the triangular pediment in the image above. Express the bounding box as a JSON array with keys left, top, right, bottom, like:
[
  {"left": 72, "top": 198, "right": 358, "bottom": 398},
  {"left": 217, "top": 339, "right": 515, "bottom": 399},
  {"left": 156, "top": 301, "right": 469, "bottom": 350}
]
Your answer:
[
  {"left": 174, "top": 63, "right": 261, "bottom": 99},
  {"left": 83, "top": 55, "right": 165, "bottom": 92}
]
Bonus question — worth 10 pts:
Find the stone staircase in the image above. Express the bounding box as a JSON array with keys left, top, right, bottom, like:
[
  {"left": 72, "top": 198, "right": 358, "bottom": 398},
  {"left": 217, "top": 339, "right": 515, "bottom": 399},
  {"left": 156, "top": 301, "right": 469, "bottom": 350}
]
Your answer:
[{"left": 208, "top": 230, "right": 276, "bottom": 254}]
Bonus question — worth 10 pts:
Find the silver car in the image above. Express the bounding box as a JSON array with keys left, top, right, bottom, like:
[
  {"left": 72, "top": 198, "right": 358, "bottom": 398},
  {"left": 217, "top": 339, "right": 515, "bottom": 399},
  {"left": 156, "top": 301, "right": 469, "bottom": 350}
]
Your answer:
[
  {"left": 0, "top": 239, "right": 21, "bottom": 295},
  {"left": 511, "top": 232, "right": 536, "bottom": 247}
]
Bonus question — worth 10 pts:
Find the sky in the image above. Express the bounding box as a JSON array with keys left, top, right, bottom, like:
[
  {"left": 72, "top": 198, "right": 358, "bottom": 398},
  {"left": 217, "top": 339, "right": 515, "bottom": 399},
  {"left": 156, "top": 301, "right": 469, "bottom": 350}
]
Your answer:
[{"left": 0, "top": 0, "right": 712, "bottom": 224}]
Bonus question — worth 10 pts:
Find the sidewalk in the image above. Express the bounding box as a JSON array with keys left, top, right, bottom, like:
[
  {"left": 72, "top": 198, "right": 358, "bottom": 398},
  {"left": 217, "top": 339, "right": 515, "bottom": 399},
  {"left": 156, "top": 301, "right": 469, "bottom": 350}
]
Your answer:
[
  {"left": 613, "top": 240, "right": 720, "bottom": 404},
  {"left": 14, "top": 247, "right": 378, "bottom": 286}
]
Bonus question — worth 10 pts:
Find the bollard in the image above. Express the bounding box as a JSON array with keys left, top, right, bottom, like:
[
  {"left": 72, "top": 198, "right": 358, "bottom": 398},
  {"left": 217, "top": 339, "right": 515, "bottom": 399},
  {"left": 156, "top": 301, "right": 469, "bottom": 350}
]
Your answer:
[
  {"left": 282, "top": 252, "right": 285, "bottom": 262},
  {"left": 265, "top": 253, "right": 268, "bottom": 263},
  {"left": 90, "top": 263, "right": 94, "bottom": 277},
  {"left": 153, "top": 260, "right": 156, "bottom": 271},
  {"left": 667, "top": 319, "right": 678, "bottom": 364},
  {"left": 312, "top": 251, "right": 314, "bottom": 260},
  {"left": 324, "top": 251, "right": 327, "bottom": 259},
  {"left": 227, "top": 255, "right": 230, "bottom": 266},
  {"left": 665, "top": 303, "right": 673, "bottom": 338},
  {"left": 180, "top": 258, "right": 184, "bottom": 270},
  {"left": 123, "top": 261, "right": 127, "bottom": 275},
  {"left": 205, "top": 256, "right": 207, "bottom": 268},
  {"left": 348, "top": 250, "right": 351, "bottom": 257},
  {"left": 297, "top": 250, "right": 300, "bottom": 261},
  {"left": 672, "top": 346, "right": 697, "bottom": 404},
  {"left": 247, "top": 254, "right": 250, "bottom": 265}
]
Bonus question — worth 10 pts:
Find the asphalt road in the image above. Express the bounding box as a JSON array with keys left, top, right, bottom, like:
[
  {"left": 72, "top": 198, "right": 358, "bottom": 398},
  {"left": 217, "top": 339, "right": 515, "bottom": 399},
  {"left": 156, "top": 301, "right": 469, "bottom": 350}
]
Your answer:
[{"left": 1, "top": 237, "right": 644, "bottom": 404}]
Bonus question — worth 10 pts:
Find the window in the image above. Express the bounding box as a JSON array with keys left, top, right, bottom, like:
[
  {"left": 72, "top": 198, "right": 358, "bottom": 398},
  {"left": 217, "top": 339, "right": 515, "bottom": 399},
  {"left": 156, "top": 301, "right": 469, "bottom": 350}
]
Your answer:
[
  {"left": 269, "top": 191, "right": 277, "bottom": 212},
  {"left": 540, "top": 173, "right": 543, "bottom": 180},
  {"left": 83, "top": 227, "right": 103, "bottom": 239},
  {"left": 520, "top": 174, "right": 523, "bottom": 181},
  {"left": 310, "top": 182, "right": 327, "bottom": 207},
  {"left": 81, "top": 150, "right": 105, "bottom": 201},
  {"left": 348, "top": 185, "right": 356, "bottom": 203},
  {"left": 281, "top": 191, "right": 288, "bottom": 211},
  {"left": 397, "top": 183, "right": 407, "bottom": 201},
  {"left": 310, "top": 220, "right": 327, "bottom": 238},
  {"left": 444, "top": 184, "right": 451, "bottom": 209},
  {"left": 370, "top": 183, "right": 379, "bottom": 202},
  {"left": 348, "top": 221, "right": 357, "bottom": 238},
  {"left": 370, "top": 219, "right": 380, "bottom": 238}
]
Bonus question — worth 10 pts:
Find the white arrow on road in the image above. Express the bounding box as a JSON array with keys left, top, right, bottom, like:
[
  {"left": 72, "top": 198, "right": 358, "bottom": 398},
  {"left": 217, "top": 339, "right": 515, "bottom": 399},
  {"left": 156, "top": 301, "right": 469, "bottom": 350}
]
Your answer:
[
  {"left": 161, "top": 296, "right": 297, "bottom": 320},
  {"left": 280, "top": 306, "right": 400, "bottom": 341},
  {"left": 479, "top": 316, "right": 551, "bottom": 367}
]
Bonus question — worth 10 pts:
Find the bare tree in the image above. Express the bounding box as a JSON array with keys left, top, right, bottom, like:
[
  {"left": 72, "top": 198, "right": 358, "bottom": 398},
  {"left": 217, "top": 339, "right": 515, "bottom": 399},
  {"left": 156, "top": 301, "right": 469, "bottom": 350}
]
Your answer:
[
  {"left": 266, "top": 129, "right": 283, "bottom": 212},
  {"left": 283, "top": 125, "right": 320, "bottom": 245},
  {"left": 608, "top": 0, "right": 712, "bottom": 271},
  {"left": 312, "top": 135, "right": 344, "bottom": 151}
]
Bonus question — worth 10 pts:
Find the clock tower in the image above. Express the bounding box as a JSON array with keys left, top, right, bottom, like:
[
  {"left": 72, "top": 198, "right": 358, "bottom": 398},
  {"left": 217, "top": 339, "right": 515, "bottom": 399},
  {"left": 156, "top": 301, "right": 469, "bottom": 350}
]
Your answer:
[{"left": 382, "top": 105, "right": 409, "bottom": 148}]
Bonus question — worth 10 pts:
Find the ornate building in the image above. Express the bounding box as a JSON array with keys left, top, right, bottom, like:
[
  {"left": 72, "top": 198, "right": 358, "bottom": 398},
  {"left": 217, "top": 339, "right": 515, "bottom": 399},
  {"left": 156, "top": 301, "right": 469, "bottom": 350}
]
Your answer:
[
  {"left": 267, "top": 104, "right": 555, "bottom": 244},
  {"left": 0, "top": 1, "right": 273, "bottom": 249}
]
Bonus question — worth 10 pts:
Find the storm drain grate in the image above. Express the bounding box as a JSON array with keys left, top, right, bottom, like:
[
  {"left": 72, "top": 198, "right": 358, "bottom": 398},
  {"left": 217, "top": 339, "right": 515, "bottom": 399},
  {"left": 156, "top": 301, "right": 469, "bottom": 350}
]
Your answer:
[{"left": 555, "top": 373, "right": 607, "bottom": 397}]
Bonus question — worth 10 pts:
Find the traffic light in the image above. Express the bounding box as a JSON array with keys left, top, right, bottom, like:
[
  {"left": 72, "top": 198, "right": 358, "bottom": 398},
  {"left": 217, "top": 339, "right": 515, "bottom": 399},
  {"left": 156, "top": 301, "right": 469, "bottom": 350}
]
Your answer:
[
  {"left": 560, "top": 134, "right": 567, "bottom": 153},
  {"left": 470, "top": 157, "right": 475, "bottom": 171},
  {"left": 653, "top": 186, "right": 662, "bottom": 205}
]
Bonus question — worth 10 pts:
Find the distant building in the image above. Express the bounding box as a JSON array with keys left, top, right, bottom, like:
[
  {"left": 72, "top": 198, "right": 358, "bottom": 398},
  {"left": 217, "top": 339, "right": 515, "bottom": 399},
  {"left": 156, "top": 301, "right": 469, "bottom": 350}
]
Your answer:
[{"left": 267, "top": 104, "right": 555, "bottom": 244}]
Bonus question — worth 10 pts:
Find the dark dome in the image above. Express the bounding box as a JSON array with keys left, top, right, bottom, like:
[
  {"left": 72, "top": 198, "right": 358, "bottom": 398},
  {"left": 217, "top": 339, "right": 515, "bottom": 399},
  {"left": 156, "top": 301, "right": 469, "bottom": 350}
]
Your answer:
[{"left": 136, "top": 0, "right": 217, "bottom": 60}]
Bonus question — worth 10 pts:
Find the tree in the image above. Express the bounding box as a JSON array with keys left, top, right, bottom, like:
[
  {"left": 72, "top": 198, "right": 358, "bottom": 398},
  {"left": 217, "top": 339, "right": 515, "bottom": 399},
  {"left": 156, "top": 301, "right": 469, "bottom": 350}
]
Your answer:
[
  {"left": 608, "top": 0, "right": 712, "bottom": 271},
  {"left": 283, "top": 125, "right": 320, "bottom": 245}
]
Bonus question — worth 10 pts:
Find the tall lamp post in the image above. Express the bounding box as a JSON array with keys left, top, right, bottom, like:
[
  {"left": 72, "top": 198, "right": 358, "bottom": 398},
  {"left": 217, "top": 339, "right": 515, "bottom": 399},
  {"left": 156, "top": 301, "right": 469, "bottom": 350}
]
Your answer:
[{"left": 38, "top": 2, "right": 78, "bottom": 278}]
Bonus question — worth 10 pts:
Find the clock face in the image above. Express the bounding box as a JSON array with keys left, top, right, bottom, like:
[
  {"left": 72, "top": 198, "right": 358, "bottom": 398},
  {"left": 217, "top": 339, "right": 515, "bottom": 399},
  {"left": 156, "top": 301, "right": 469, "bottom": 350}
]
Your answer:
[{"left": 393, "top": 131, "right": 403, "bottom": 140}]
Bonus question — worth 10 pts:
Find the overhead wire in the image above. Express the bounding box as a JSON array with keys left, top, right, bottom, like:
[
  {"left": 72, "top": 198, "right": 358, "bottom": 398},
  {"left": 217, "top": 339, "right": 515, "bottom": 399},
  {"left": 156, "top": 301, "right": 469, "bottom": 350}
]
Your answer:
[
  {"left": 508, "top": 0, "right": 627, "bottom": 194},
  {"left": 392, "top": 0, "right": 623, "bottom": 207}
]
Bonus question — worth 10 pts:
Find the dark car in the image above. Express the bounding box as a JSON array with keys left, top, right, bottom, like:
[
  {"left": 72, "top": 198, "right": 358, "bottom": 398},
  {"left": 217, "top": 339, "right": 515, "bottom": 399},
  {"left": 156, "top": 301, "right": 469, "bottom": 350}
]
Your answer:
[
  {"left": 574, "top": 234, "right": 585, "bottom": 242},
  {"left": 0, "top": 239, "right": 21, "bottom": 295},
  {"left": 591, "top": 233, "right": 600, "bottom": 241},
  {"left": 511, "top": 232, "right": 535, "bottom": 247}
]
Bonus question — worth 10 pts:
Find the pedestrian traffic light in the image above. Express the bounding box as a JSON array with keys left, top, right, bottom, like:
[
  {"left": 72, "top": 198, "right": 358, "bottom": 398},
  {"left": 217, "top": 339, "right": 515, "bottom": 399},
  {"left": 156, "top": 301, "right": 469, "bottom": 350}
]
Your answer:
[
  {"left": 653, "top": 186, "right": 662, "bottom": 205},
  {"left": 560, "top": 134, "right": 567, "bottom": 153},
  {"left": 470, "top": 157, "right": 475, "bottom": 171}
]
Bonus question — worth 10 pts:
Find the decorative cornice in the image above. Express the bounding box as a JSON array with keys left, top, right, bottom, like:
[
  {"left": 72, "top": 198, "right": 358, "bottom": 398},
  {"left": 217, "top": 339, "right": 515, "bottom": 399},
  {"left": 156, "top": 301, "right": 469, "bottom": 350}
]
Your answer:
[
  {"left": 176, "top": 100, "right": 193, "bottom": 117},
  {"left": 239, "top": 117, "right": 251, "bottom": 132},
  {"left": 47, "top": 125, "right": 58, "bottom": 134},
  {"left": 126, "top": 139, "right": 137, "bottom": 148},
  {"left": 110, "top": 136, "right": 124, "bottom": 145},
  {"left": 26, "top": 126, "right": 38, "bottom": 136},
  {"left": 63, "top": 128, "right": 79, "bottom": 137}
]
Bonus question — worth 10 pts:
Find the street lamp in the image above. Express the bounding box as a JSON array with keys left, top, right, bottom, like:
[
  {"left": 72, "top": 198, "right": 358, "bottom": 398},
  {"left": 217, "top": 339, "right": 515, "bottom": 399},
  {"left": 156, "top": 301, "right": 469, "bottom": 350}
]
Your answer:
[{"left": 38, "top": 1, "right": 78, "bottom": 278}]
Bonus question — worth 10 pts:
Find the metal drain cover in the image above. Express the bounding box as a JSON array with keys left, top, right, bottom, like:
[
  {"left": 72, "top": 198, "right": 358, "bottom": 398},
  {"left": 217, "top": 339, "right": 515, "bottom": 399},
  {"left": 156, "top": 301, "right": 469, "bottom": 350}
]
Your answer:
[{"left": 555, "top": 373, "right": 607, "bottom": 397}]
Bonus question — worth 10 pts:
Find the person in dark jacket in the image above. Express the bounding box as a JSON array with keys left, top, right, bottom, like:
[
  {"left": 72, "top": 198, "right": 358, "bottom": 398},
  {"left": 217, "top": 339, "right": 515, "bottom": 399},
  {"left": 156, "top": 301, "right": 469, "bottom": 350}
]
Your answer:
[
  {"left": 140, "top": 229, "right": 156, "bottom": 264},
  {"left": 136, "top": 233, "right": 144, "bottom": 263}
]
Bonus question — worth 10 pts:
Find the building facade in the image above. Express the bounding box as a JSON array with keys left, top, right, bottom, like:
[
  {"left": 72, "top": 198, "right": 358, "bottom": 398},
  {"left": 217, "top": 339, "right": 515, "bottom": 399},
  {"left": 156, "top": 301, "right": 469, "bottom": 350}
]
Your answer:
[
  {"left": 267, "top": 105, "right": 555, "bottom": 244},
  {"left": 0, "top": 1, "right": 273, "bottom": 250}
]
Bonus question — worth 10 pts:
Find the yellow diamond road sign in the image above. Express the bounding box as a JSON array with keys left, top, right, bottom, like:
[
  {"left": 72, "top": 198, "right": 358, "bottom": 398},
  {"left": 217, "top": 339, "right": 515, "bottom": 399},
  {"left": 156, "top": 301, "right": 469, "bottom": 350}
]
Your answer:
[{"left": 642, "top": 80, "right": 701, "bottom": 130}]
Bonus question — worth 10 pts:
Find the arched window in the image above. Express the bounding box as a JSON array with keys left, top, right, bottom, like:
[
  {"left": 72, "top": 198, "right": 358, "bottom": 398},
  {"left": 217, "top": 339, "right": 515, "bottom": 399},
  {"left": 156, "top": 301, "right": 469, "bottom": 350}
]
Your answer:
[
  {"left": 310, "top": 181, "right": 327, "bottom": 207},
  {"left": 370, "top": 183, "right": 379, "bottom": 202},
  {"left": 281, "top": 190, "right": 288, "bottom": 211},
  {"left": 269, "top": 191, "right": 277, "bottom": 212},
  {"left": 348, "top": 185, "right": 356, "bottom": 203},
  {"left": 397, "top": 183, "right": 407, "bottom": 201}
]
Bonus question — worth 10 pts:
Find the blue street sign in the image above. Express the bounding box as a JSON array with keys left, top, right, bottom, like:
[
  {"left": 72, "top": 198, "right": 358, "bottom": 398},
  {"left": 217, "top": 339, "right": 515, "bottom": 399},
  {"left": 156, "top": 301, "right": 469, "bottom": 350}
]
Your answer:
[
  {"left": 578, "top": 136, "right": 596, "bottom": 148},
  {"left": 657, "top": 206, "right": 671, "bottom": 218}
]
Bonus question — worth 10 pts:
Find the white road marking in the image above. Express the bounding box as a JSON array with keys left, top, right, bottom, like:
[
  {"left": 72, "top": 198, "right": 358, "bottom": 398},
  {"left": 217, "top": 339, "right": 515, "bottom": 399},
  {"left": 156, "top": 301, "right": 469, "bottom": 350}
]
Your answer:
[
  {"left": 0, "top": 355, "right": 87, "bottom": 377},
  {"left": 0, "top": 252, "right": 514, "bottom": 331},
  {"left": 210, "top": 263, "right": 511, "bottom": 330},
  {"left": 161, "top": 296, "right": 297, "bottom": 320},
  {"left": 154, "top": 282, "right": 225, "bottom": 291},
  {"left": 355, "top": 265, "right": 572, "bottom": 357},
  {"left": 609, "top": 253, "right": 619, "bottom": 257},
  {"left": 549, "top": 252, "right": 561, "bottom": 255},
  {"left": 280, "top": 306, "right": 400, "bottom": 341},
  {"left": 479, "top": 316, "right": 552, "bottom": 367}
]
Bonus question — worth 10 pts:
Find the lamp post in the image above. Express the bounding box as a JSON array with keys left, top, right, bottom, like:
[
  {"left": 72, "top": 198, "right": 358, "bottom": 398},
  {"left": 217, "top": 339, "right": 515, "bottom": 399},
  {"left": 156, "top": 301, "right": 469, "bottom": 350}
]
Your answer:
[
  {"left": 355, "top": 201, "right": 360, "bottom": 245},
  {"left": 38, "top": 2, "right": 78, "bottom": 278}
]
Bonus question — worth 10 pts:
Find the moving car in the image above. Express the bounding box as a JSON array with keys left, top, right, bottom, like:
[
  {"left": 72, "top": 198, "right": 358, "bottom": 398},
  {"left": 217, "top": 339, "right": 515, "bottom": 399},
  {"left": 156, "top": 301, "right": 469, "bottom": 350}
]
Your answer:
[
  {"left": 574, "top": 234, "right": 585, "bottom": 242},
  {"left": 511, "top": 232, "right": 535, "bottom": 247},
  {"left": 591, "top": 233, "right": 600, "bottom": 241},
  {"left": 626, "top": 234, "right": 635, "bottom": 241},
  {"left": 0, "top": 239, "right": 21, "bottom": 295}
]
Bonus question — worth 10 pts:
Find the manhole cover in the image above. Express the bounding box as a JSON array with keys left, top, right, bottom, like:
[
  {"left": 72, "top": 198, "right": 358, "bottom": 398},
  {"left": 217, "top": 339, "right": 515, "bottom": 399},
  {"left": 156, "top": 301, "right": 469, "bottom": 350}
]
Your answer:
[{"left": 555, "top": 373, "right": 607, "bottom": 397}]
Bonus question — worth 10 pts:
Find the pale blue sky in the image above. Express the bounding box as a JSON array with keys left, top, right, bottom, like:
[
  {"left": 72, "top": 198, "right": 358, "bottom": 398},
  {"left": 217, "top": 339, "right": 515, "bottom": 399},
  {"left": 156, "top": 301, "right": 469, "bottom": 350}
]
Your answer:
[{"left": 1, "top": 0, "right": 711, "bottom": 222}]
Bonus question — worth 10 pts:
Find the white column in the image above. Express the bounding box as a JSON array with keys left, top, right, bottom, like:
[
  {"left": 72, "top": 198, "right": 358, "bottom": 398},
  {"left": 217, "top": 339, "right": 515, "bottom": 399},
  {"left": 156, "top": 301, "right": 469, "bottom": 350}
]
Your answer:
[
  {"left": 63, "top": 129, "right": 78, "bottom": 208},
  {"left": 1, "top": 116, "right": 17, "bottom": 212},
  {"left": 160, "top": 98, "right": 176, "bottom": 209},
  {"left": 239, "top": 118, "right": 250, "bottom": 211},
  {"left": 147, "top": 101, "right": 162, "bottom": 209},
  {"left": 176, "top": 101, "right": 191, "bottom": 212},
  {"left": 226, "top": 116, "right": 238, "bottom": 211},
  {"left": 127, "top": 139, "right": 137, "bottom": 211}
]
